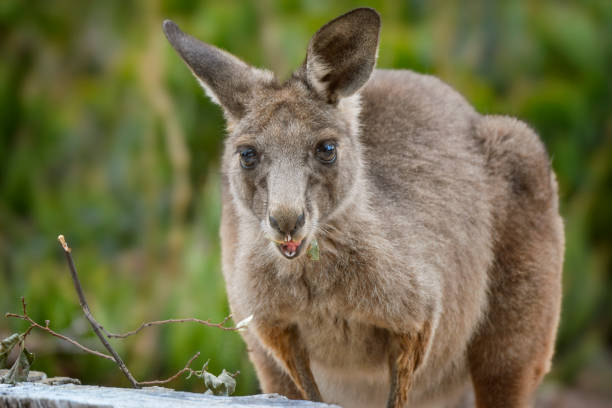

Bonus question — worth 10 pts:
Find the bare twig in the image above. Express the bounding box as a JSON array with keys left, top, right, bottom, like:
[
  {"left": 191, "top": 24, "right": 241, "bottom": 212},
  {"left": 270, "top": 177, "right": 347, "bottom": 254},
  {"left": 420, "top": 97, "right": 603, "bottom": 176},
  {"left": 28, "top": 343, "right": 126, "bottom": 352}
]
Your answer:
[
  {"left": 136, "top": 352, "right": 201, "bottom": 386},
  {"left": 102, "top": 315, "right": 236, "bottom": 339},
  {"left": 58, "top": 235, "right": 140, "bottom": 388},
  {"left": 5, "top": 298, "right": 114, "bottom": 361}
]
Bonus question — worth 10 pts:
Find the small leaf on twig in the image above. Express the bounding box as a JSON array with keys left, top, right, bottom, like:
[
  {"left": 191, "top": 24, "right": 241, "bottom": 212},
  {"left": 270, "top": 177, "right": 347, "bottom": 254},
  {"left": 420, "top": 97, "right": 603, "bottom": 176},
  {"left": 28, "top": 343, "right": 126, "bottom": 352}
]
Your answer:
[
  {"left": 0, "top": 333, "right": 21, "bottom": 368},
  {"left": 1, "top": 345, "right": 34, "bottom": 384},
  {"left": 235, "top": 314, "right": 253, "bottom": 332}
]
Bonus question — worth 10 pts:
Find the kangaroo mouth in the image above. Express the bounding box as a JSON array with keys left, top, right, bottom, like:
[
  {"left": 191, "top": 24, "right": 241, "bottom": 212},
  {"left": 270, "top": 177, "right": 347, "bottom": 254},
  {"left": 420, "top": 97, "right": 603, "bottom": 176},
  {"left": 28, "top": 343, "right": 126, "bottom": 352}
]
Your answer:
[{"left": 277, "top": 239, "right": 304, "bottom": 259}]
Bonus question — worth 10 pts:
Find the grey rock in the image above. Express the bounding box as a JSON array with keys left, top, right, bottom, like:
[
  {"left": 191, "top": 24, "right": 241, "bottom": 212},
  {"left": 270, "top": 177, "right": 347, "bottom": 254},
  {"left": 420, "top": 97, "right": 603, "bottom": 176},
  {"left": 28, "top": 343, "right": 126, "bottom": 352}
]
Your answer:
[{"left": 0, "top": 383, "right": 339, "bottom": 408}]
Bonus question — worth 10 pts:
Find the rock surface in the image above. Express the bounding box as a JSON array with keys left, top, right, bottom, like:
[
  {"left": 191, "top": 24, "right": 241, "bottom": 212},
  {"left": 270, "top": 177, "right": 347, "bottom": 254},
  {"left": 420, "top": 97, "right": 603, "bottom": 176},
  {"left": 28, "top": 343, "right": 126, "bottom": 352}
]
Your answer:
[{"left": 0, "top": 383, "right": 339, "bottom": 408}]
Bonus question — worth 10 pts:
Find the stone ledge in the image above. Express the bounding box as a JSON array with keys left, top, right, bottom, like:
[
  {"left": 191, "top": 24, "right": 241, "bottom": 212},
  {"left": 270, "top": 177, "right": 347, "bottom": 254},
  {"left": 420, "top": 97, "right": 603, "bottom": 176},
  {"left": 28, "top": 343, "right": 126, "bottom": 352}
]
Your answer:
[{"left": 0, "top": 383, "right": 339, "bottom": 408}]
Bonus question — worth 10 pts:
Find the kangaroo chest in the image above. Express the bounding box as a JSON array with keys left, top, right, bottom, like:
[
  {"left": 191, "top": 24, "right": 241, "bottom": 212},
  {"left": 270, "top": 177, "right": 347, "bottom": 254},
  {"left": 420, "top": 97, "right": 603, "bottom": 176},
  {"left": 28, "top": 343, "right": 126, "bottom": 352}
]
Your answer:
[
  {"left": 297, "top": 312, "right": 390, "bottom": 369},
  {"left": 266, "top": 254, "right": 391, "bottom": 370}
]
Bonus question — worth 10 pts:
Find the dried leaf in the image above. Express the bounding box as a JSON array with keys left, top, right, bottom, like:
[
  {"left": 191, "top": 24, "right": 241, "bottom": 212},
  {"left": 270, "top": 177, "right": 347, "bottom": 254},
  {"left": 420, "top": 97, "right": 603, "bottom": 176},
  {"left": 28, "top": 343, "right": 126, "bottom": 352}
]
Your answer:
[
  {"left": 0, "top": 334, "right": 21, "bottom": 368},
  {"left": 215, "top": 369, "right": 237, "bottom": 395},
  {"left": 1, "top": 345, "right": 34, "bottom": 384},
  {"left": 307, "top": 238, "right": 320, "bottom": 261},
  {"left": 202, "top": 369, "right": 236, "bottom": 396},
  {"left": 192, "top": 361, "right": 237, "bottom": 396}
]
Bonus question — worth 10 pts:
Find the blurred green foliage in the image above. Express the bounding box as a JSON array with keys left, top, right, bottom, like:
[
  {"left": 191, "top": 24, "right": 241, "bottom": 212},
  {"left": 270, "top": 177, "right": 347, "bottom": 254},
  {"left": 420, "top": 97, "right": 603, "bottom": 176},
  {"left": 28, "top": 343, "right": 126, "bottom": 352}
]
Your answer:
[{"left": 1, "top": 0, "right": 611, "bottom": 396}]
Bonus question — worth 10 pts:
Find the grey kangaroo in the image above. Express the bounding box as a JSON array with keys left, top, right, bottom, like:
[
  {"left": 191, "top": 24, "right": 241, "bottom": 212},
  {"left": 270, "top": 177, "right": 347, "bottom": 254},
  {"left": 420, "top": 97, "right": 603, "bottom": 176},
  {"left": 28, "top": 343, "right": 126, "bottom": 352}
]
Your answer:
[{"left": 163, "top": 8, "right": 563, "bottom": 408}]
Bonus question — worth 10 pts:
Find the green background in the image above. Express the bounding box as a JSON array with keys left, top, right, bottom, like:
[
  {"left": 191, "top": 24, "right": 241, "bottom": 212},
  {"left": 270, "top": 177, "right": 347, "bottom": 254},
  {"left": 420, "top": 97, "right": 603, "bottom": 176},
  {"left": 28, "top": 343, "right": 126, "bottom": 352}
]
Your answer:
[{"left": 1, "top": 0, "right": 611, "bottom": 399}]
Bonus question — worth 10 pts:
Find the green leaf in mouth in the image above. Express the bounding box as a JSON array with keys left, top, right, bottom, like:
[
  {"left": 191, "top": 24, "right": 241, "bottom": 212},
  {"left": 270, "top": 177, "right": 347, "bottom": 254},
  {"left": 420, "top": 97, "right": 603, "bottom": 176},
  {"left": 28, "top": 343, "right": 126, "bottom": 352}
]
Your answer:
[{"left": 307, "top": 238, "right": 320, "bottom": 261}]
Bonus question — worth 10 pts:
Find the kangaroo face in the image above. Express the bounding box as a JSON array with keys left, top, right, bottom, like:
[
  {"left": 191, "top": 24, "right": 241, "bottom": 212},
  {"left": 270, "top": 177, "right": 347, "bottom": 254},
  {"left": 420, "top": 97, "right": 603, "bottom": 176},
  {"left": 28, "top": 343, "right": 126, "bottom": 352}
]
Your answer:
[
  {"left": 163, "top": 8, "right": 380, "bottom": 259},
  {"left": 224, "top": 87, "right": 363, "bottom": 259}
]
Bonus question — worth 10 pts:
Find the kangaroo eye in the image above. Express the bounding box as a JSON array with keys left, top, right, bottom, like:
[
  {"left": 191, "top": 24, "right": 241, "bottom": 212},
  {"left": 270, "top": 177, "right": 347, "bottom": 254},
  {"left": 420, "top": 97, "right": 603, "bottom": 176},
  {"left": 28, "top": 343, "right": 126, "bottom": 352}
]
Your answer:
[
  {"left": 239, "top": 147, "right": 258, "bottom": 169},
  {"left": 315, "top": 141, "right": 337, "bottom": 164}
]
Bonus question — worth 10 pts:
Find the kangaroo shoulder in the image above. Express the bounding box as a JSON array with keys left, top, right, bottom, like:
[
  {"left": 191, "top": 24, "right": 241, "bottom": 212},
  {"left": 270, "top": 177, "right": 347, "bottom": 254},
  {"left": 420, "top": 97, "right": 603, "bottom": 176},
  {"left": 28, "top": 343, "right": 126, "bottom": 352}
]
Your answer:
[{"left": 475, "top": 115, "right": 556, "bottom": 204}]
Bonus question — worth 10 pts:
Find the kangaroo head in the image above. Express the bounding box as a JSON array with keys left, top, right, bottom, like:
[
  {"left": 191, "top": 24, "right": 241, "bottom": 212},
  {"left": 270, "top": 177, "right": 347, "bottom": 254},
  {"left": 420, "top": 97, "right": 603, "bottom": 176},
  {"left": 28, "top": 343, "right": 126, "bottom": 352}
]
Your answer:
[{"left": 164, "top": 8, "right": 380, "bottom": 260}]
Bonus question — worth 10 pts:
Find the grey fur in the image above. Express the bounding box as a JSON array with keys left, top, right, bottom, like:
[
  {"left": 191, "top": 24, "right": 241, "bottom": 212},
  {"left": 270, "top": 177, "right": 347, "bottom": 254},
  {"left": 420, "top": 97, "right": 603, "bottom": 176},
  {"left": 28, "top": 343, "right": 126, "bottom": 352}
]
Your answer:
[{"left": 164, "top": 8, "right": 563, "bottom": 408}]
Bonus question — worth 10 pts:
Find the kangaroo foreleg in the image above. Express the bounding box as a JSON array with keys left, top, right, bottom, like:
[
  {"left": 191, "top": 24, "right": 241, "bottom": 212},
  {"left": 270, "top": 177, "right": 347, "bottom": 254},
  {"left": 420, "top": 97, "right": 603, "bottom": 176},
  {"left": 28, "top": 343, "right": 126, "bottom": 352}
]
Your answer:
[
  {"left": 256, "top": 324, "right": 322, "bottom": 402},
  {"left": 387, "top": 322, "right": 432, "bottom": 408}
]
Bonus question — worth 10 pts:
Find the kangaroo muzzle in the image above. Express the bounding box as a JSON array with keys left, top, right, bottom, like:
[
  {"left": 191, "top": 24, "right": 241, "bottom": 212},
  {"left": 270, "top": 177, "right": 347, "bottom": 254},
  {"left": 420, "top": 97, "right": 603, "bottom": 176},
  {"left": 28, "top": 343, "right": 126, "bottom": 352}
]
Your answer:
[{"left": 268, "top": 208, "right": 306, "bottom": 258}]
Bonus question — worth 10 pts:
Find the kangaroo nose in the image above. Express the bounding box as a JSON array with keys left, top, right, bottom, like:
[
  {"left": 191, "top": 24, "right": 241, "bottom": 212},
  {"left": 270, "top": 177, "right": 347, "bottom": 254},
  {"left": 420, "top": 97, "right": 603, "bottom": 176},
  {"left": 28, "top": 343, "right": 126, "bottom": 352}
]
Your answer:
[{"left": 269, "top": 211, "right": 305, "bottom": 237}]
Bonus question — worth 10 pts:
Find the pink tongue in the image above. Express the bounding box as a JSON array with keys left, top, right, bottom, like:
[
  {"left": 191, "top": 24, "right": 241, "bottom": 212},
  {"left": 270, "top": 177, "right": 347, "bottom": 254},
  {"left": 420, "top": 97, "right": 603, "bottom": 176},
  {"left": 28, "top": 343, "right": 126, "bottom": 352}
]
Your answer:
[{"left": 282, "top": 241, "right": 300, "bottom": 252}]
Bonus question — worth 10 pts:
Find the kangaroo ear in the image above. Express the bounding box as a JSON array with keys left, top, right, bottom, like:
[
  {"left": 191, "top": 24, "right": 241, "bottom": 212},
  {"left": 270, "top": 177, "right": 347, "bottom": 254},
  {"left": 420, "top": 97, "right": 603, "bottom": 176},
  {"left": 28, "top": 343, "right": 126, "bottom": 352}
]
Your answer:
[
  {"left": 305, "top": 8, "right": 380, "bottom": 103},
  {"left": 163, "top": 20, "right": 272, "bottom": 121}
]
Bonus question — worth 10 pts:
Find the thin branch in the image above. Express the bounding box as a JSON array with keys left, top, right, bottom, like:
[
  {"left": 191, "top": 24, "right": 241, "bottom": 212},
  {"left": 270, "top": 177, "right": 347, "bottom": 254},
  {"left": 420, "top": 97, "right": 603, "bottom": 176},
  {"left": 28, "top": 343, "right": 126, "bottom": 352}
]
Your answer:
[
  {"left": 102, "top": 315, "right": 236, "bottom": 339},
  {"left": 5, "top": 298, "right": 114, "bottom": 361},
  {"left": 58, "top": 235, "right": 140, "bottom": 388},
  {"left": 136, "top": 352, "right": 200, "bottom": 386}
]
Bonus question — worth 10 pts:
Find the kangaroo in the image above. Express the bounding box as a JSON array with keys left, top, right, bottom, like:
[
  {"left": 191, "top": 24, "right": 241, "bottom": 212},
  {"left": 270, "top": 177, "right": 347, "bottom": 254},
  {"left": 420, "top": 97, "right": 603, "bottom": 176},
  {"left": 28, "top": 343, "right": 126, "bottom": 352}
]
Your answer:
[{"left": 163, "top": 8, "right": 564, "bottom": 408}]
